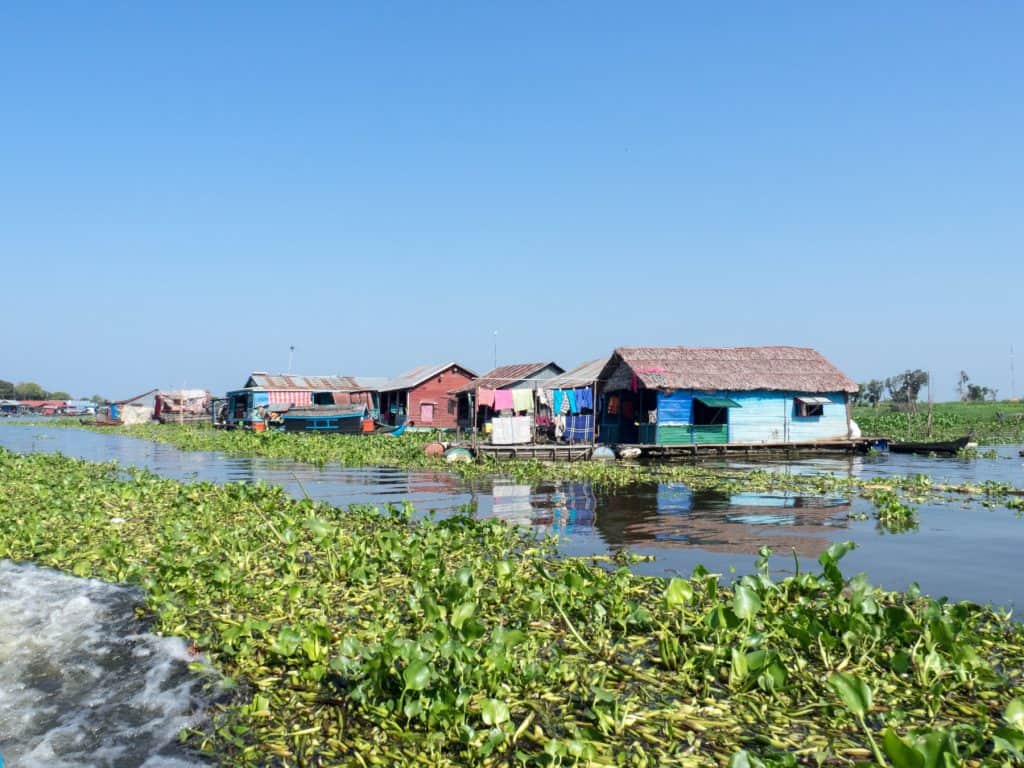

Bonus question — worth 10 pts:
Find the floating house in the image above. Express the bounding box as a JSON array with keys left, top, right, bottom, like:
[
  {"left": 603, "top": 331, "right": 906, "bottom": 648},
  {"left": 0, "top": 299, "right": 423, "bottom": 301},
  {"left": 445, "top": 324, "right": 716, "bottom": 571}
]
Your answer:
[
  {"left": 542, "top": 358, "right": 609, "bottom": 443},
  {"left": 17, "top": 399, "right": 67, "bottom": 416},
  {"left": 155, "top": 389, "right": 211, "bottom": 424},
  {"left": 96, "top": 390, "right": 158, "bottom": 426},
  {"left": 0, "top": 399, "right": 21, "bottom": 415},
  {"left": 222, "top": 373, "right": 387, "bottom": 430},
  {"left": 451, "top": 361, "right": 564, "bottom": 440},
  {"left": 378, "top": 362, "right": 477, "bottom": 430},
  {"left": 597, "top": 347, "right": 857, "bottom": 446}
]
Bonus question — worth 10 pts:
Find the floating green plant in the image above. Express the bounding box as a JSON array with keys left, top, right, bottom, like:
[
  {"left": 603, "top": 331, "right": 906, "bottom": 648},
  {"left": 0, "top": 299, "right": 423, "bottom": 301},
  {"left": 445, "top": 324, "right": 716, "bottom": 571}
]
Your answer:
[{"left": 0, "top": 448, "right": 1022, "bottom": 766}]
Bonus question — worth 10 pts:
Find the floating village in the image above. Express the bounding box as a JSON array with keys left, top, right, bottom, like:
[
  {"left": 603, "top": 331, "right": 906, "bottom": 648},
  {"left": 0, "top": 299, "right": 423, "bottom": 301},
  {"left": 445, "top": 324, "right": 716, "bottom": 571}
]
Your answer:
[{"left": 4, "top": 345, "right": 978, "bottom": 459}]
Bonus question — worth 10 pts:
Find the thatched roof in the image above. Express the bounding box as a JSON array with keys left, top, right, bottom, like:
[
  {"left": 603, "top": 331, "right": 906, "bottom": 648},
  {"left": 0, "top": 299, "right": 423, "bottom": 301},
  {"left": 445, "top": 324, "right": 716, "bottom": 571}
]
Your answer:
[{"left": 601, "top": 347, "right": 857, "bottom": 393}]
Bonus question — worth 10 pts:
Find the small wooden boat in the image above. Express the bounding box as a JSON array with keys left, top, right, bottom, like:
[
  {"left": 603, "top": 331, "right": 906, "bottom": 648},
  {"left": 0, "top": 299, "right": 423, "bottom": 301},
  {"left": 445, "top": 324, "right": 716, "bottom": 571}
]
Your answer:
[
  {"left": 888, "top": 436, "right": 974, "bottom": 455},
  {"left": 280, "top": 405, "right": 371, "bottom": 434}
]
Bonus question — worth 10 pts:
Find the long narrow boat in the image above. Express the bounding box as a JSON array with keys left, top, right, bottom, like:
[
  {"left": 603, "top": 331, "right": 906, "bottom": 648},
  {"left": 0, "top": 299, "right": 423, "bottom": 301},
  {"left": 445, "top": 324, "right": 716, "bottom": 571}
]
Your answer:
[
  {"left": 888, "top": 436, "right": 974, "bottom": 455},
  {"left": 277, "top": 405, "right": 403, "bottom": 435}
]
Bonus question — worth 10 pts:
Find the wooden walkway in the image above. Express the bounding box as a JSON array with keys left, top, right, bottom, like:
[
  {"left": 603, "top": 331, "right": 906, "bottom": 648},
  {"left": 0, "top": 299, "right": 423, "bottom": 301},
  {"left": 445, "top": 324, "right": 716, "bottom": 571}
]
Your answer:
[
  {"left": 463, "top": 438, "right": 875, "bottom": 462},
  {"left": 471, "top": 443, "right": 595, "bottom": 462}
]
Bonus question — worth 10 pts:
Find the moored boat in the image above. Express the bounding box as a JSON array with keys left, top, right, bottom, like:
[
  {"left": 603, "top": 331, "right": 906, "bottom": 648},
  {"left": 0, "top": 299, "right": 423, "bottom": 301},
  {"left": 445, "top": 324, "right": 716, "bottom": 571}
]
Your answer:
[
  {"left": 280, "top": 404, "right": 373, "bottom": 434},
  {"left": 888, "top": 436, "right": 974, "bottom": 455}
]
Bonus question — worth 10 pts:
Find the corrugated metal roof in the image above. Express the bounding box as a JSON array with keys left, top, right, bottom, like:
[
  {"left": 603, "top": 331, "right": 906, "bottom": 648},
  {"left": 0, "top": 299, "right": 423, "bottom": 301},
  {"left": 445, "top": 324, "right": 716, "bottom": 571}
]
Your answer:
[
  {"left": 601, "top": 347, "right": 858, "bottom": 393},
  {"left": 450, "top": 362, "right": 563, "bottom": 393},
  {"left": 245, "top": 373, "right": 387, "bottom": 391},
  {"left": 542, "top": 358, "right": 610, "bottom": 390},
  {"left": 379, "top": 362, "right": 478, "bottom": 392}
]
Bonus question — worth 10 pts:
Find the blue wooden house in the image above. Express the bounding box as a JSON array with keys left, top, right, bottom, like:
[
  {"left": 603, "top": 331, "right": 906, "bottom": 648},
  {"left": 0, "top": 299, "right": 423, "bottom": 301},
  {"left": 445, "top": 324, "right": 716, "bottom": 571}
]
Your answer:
[{"left": 597, "top": 346, "right": 857, "bottom": 446}]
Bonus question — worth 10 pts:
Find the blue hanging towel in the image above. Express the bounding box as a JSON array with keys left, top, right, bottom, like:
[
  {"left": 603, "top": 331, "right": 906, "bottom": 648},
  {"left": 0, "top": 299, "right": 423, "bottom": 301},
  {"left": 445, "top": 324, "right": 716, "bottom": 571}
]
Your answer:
[
  {"left": 575, "top": 387, "right": 593, "bottom": 410},
  {"left": 553, "top": 389, "right": 565, "bottom": 415},
  {"left": 567, "top": 389, "right": 578, "bottom": 414}
]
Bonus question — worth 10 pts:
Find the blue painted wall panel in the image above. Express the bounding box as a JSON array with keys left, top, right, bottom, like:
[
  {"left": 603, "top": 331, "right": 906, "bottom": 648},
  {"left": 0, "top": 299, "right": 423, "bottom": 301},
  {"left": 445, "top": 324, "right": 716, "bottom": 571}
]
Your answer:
[
  {"left": 651, "top": 388, "right": 849, "bottom": 443},
  {"left": 787, "top": 392, "right": 849, "bottom": 441},
  {"left": 728, "top": 390, "right": 848, "bottom": 443},
  {"left": 657, "top": 390, "right": 692, "bottom": 424},
  {"left": 725, "top": 391, "right": 788, "bottom": 443}
]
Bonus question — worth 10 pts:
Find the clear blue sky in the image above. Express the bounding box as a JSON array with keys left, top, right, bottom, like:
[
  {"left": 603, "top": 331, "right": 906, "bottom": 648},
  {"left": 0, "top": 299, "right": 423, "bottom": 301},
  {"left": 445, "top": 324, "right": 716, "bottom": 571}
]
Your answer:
[{"left": 2, "top": 3, "right": 1021, "bottom": 400}]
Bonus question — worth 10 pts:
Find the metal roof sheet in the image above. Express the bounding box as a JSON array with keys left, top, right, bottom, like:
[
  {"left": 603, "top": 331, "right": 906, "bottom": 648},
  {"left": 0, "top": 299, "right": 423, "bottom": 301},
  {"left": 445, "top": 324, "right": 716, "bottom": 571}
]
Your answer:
[
  {"left": 245, "top": 373, "right": 387, "bottom": 392},
  {"left": 542, "top": 358, "right": 610, "bottom": 389},
  {"left": 379, "top": 362, "right": 478, "bottom": 392},
  {"left": 450, "top": 362, "right": 563, "bottom": 393}
]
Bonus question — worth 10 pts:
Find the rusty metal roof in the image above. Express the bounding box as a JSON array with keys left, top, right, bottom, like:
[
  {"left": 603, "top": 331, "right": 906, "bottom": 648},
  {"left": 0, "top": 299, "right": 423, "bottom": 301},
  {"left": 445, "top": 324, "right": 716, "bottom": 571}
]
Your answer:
[
  {"left": 380, "top": 362, "right": 478, "bottom": 392},
  {"left": 450, "top": 362, "right": 563, "bottom": 393},
  {"left": 244, "top": 373, "right": 387, "bottom": 391}
]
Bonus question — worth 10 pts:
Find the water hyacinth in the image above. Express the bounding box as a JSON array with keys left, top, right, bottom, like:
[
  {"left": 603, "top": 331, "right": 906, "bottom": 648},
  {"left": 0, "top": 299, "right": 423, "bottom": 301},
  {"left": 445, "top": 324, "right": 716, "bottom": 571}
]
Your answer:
[{"left": 1, "top": 448, "right": 1023, "bottom": 766}]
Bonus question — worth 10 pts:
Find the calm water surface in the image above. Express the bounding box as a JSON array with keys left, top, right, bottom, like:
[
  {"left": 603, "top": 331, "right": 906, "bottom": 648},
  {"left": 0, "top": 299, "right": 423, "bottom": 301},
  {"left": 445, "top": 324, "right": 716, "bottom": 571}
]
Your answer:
[{"left": 2, "top": 424, "right": 1022, "bottom": 609}]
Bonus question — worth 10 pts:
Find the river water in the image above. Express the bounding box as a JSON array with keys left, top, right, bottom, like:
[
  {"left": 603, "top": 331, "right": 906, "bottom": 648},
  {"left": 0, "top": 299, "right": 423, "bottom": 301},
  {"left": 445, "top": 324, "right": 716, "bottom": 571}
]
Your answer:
[{"left": 1, "top": 424, "right": 1023, "bottom": 764}]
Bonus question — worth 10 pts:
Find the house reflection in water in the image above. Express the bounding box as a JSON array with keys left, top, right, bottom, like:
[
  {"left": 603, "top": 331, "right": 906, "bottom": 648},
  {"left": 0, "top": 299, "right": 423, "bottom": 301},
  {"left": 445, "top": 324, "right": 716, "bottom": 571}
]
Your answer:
[
  {"left": 595, "top": 484, "right": 850, "bottom": 560},
  {"left": 485, "top": 480, "right": 597, "bottom": 537}
]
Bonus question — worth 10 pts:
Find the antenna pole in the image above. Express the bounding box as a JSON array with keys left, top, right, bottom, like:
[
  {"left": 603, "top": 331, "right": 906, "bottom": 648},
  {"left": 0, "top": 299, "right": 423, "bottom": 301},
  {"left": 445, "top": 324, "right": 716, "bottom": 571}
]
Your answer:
[{"left": 1011, "top": 345, "right": 1016, "bottom": 401}]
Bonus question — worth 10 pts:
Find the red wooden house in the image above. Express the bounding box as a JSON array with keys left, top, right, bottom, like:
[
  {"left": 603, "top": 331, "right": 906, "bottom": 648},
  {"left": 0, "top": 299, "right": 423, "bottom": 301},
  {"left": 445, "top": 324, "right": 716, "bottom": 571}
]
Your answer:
[{"left": 378, "top": 363, "right": 477, "bottom": 429}]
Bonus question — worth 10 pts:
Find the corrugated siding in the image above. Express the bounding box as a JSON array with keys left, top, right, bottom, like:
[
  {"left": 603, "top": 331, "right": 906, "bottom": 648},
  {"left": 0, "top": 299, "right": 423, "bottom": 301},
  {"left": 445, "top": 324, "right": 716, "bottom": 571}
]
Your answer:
[{"left": 657, "top": 391, "right": 692, "bottom": 424}]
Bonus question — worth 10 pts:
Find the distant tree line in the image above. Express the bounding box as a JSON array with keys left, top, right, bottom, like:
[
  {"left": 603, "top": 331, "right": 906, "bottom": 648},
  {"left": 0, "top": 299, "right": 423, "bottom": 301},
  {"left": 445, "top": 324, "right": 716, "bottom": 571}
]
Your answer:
[
  {"left": 852, "top": 369, "right": 998, "bottom": 406},
  {"left": 0, "top": 378, "right": 105, "bottom": 403}
]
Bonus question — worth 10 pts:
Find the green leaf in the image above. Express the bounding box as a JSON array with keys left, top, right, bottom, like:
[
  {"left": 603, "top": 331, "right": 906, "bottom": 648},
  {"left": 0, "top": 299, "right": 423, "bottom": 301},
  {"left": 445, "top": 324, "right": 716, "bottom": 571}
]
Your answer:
[
  {"left": 728, "top": 750, "right": 765, "bottom": 768},
  {"left": 451, "top": 601, "right": 476, "bottom": 630},
  {"left": 1006, "top": 697, "right": 1024, "bottom": 729},
  {"left": 732, "top": 584, "right": 762, "bottom": 620},
  {"left": 818, "top": 540, "right": 856, "bottom": 567},
  {"left": 272, "top": 626, "right": 302, "bottom": 656},
  {"left": 882, "top": 728, "right": 924, "bottom": 768},
  {"left": 403, "top": 660, "right": 431, "bottom": 691},
  {"left": 665, "top": 577, "right": 693, "bottom": 608},
  {"left": 827, "top": 672, "right": 872, "bottom": 717},
  {"left": 481, "top": 698, "right": 510, "bottom": 726}
]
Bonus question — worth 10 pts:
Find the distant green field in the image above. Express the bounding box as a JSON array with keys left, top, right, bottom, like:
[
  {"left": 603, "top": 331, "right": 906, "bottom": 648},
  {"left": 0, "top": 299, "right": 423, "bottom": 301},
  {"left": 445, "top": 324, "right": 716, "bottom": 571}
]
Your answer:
[{"left": 852, "top": 400, "right": 1024, "bottom": 444}]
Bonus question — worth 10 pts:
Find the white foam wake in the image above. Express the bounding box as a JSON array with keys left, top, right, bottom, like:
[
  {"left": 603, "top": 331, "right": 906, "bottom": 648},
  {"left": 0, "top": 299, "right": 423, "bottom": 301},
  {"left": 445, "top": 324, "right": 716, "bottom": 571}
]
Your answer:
[{"left": 0, "top": 561, "right": 209, "bottom": 767}]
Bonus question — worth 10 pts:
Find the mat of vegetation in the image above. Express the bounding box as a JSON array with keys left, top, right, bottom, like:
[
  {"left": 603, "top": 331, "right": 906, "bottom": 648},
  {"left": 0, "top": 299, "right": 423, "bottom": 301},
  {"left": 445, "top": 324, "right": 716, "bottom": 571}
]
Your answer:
[
  {"left": 1, "top": 449, "right": 1023, "bottom": 767},
  {"left": 853, "top": 401, "right": 1024, "bottom": 445}
]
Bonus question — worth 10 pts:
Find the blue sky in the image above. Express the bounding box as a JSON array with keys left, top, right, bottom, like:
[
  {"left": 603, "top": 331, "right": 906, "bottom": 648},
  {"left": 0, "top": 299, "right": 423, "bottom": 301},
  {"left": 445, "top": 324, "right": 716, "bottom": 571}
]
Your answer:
[{"left": 2, "top": 3, "right": 1021, "bottom": 400}]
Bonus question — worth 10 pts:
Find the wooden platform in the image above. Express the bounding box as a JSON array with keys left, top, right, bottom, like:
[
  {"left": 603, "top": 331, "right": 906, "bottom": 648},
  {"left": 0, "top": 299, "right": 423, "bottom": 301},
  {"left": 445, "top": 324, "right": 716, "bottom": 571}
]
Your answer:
[
  {"left": 471, "top": 443, "right": 595, "bottom": 462},
  {"left": 463, "top": 438, "right": 876, "bottom": 462},
  {"left": 618, "top": 438, "right": 875, "bottom": 458}
]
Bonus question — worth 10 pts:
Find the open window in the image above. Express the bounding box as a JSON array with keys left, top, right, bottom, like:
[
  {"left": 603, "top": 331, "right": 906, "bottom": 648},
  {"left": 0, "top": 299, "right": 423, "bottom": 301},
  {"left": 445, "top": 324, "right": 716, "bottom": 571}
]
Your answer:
[
  {"left": 312, "top": 391, "right": 334, "bottom": 406},
  {"left": 794, "top": 396, "right": 829, "bottom": 418},
  {"left": 693, "top": 395, "right": 740, "bottom": 425}
]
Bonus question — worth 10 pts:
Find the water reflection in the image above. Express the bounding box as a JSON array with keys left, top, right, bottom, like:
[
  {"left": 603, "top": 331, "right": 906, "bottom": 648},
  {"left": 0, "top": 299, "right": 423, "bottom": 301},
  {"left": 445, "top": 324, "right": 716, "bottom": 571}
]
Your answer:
[
  {"left": 1, "top": 425, "right": 1022, "bottom": 608},
  {"left": 589, "top": 486, "right": 850, "bottom": 559}
]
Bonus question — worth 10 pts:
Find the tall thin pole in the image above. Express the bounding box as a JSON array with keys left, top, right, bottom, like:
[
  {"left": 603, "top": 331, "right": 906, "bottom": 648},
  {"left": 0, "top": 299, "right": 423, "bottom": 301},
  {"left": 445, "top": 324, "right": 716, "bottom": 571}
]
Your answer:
[
  {"left": 492, "top": 331, "right": 498, "bottom": 369},
  {"left": 288, "top": 345, "right": 295, "bottom": 373},
  {"left": 1011, "top": 345, "right": 1016, "bottom": 401}
]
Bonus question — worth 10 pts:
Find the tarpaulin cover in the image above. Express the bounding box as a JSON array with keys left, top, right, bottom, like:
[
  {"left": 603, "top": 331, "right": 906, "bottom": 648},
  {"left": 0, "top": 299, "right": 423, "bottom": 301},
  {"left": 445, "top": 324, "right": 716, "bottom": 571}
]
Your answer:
[{"left": 491, "top": 415, "right": 532, "bottom": 445}]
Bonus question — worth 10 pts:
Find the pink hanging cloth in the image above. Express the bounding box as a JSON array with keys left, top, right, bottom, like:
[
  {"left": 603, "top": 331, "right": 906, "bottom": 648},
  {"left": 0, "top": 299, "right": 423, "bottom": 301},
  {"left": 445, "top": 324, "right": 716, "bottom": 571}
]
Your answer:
[
  {"left": 477, "top": 387, "right": 495, "bottom": 408},
  {"left": 493, "top": 389, "right": 515, "bottom": 410}
]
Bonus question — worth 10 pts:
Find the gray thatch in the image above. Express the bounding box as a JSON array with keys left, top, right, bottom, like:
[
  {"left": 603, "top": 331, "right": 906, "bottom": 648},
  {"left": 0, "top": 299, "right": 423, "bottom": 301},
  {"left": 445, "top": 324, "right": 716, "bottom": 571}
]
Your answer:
[{"left": 601, "top": 347, "right": 857, "bottom": 393}]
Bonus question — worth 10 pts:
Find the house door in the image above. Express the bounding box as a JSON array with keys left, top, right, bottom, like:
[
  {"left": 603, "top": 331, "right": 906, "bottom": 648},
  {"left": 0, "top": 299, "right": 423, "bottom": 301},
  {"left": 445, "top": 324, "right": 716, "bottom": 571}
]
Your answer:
[{"left": 420, "top": 402, "right": 434, "bottom": 424}]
